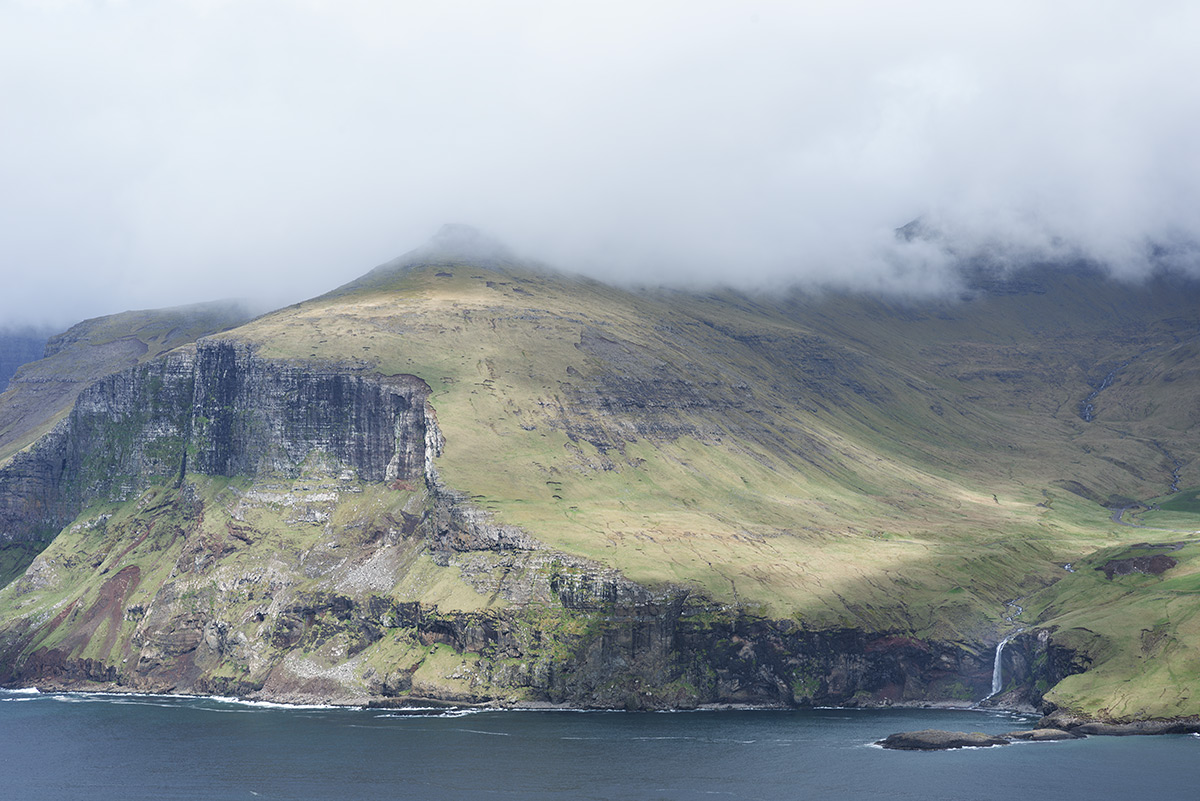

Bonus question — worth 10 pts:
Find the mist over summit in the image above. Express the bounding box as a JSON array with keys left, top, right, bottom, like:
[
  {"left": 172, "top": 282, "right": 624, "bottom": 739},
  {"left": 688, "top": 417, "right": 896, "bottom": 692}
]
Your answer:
[{"left": 3, "top": 2, "right": 1197, "bottom": 325}]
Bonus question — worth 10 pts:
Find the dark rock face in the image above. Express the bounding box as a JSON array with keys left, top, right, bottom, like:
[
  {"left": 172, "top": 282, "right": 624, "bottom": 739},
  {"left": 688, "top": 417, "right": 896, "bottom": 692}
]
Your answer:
[
  {"left": 188, "top": 341, "right": 433, "bottom": 482},
  {"left": 661, "top": 617, "right": 991, "bottom": 709},
  {"left": 986, "top": 628, "right": 1091, "bottom": 711},
  {"left": 1002, "top": 728, "right": 1081, "bottom": 741},
  {"left": 876, "top": 729, "right": 1009, "bottom": 750},
  {"left": 245, "top": 589, "right": 992, "bottom": 709},
  {"left": 1096, "top": 553, "right": 1177, "bottom": 580},
  {"left": 878, "top": 727, "right": 1083, "bottom": 750},
  {"left": 0, "top": 423, "right": 74, "bottom": 543},
  {"left": 0, "top": 561, "right": 997, "bottom": 709},
  {"left": 0, "top": 304, "right": 252, "bottom": 469},
  {"left": 0, "top": 341, "right": 438, "bottom": 544}
]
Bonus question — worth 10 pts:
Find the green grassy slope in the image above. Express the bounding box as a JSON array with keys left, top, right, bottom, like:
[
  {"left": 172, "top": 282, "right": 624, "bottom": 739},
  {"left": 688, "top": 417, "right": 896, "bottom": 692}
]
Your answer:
[
  {"left": 1024, "top": 529, "right": 1200, "bottom": 719},
  {"left": 222, "top": 245, "right": 1200, "bottom": 691}
]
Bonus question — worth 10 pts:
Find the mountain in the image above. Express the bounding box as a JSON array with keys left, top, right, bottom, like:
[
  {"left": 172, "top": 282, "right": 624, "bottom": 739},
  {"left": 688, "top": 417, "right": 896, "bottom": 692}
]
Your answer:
[{"left": 0, "top": 228, "right": 1197, "bottom": 720}]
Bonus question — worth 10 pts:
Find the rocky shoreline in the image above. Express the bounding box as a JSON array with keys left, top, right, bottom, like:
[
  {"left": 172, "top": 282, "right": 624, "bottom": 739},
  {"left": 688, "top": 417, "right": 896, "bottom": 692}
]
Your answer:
[
  {"left": 877, "top": 711, "right": 1200, "bottom": 750},
  {"left": 876, "top": 727, "right": 1080, "bottom": 750},
  {"left": 13, "top": 676, "right": 1200, "bottom": 757},
  {"left": 1037, "top": 710, "right": 1200, "bottom": 737},
  {"left": 10, "top": 679, "right": 1200, "bottom": 745}
]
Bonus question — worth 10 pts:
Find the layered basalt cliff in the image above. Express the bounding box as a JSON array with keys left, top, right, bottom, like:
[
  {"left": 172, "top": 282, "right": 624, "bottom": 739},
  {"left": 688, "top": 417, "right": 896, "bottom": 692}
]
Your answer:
[
  {"left": 0, "top": 303, "right": 252, "bottom": 471},
  {"left": 271, "top": 595, "right": 997, "bottom": 709},
  {"left": 187, "top": 341, "right": 435, "bottom": 482},
  {"left": 0, "top": 340, "right": 438, "bottom": 545}
]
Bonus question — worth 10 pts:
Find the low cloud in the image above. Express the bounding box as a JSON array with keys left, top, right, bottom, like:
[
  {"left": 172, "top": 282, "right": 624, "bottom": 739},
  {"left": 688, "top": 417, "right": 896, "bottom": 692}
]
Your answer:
[{"left": 2, "top": 1, "right": 1198, "bottom": 326}]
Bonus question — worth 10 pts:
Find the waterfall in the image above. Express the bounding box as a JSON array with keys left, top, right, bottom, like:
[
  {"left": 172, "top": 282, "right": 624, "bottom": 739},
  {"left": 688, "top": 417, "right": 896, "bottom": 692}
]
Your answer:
[
  {"left": 991, "top": 636, "right": 1012, "bottom": 697},
  {"left": 988, "top": 599, "right": 1026, "bottom": 700}
]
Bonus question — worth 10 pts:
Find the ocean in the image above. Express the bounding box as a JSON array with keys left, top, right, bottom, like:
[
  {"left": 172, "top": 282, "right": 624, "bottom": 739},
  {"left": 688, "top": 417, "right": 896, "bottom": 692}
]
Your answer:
[{"left": 2, "top": 689, "right": 1196, "bottom": 800}]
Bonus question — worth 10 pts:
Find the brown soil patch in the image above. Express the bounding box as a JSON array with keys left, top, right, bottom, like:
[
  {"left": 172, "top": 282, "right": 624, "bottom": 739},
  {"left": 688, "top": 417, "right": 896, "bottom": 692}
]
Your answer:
[{"left": 58, "top": 565, "right": 141, "bottom": 658}]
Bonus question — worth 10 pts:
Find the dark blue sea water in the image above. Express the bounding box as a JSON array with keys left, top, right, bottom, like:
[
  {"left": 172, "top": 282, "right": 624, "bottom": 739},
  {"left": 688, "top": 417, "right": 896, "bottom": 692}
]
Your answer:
[{"left": 2, "top": 689, "right": 1197, "bottom": 800}]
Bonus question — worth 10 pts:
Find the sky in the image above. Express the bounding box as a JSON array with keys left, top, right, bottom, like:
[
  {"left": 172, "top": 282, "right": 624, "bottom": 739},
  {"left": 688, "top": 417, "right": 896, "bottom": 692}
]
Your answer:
[{"left": 3, "top": 0, "right": 1199, "bottom": 327}]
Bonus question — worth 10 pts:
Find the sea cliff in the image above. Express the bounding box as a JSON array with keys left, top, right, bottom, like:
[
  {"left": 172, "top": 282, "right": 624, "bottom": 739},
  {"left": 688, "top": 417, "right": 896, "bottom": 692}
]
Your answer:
[{"left": 0, "top": 339, "right": 1012, "bottom": 708}]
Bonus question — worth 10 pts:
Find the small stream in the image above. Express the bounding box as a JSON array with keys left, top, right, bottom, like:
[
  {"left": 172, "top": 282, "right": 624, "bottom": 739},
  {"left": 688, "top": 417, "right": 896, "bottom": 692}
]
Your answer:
[
  {"left": 1079, "top": 362, "right": 1127, "bottom": 422},
  {"left": 1168, "top": 456, "right": 1184, "bottom": 494}
]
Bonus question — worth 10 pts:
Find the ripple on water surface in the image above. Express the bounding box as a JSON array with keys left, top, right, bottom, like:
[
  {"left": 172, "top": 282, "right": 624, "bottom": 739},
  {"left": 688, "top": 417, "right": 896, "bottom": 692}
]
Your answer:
[{"left": 0, "top": 691, "right": 1196, "bottom": 801}]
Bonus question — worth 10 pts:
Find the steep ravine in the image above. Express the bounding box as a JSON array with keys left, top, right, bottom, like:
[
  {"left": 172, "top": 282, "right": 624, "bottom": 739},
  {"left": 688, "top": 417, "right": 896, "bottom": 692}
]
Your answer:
[{"left": 0, "top": 339, "right": 1032, "bottom": 709}]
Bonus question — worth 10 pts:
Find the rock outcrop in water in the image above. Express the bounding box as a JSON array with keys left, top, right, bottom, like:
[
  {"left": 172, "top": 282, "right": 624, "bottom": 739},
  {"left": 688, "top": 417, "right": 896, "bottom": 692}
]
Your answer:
[
  {"left": 876, "top": 729, "right": 1010, "bottom": 750},
  {"left": 876, "top": 726, "right": 1083, "bottom": 750}
]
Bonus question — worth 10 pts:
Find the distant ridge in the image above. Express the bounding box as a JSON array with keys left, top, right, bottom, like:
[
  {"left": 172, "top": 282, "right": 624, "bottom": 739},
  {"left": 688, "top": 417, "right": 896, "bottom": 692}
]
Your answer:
[{"left": 0, "top": 328, "right": 54, "bottom": 393}]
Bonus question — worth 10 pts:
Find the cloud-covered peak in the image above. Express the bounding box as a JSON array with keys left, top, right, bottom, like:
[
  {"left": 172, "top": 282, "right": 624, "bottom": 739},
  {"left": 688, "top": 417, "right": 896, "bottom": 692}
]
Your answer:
[
  {"left": 426, "top": 224, "right": 514, "bottom": 264},
  {"left": 2, "top": 2, "right": 1198, "bottom": 325}
]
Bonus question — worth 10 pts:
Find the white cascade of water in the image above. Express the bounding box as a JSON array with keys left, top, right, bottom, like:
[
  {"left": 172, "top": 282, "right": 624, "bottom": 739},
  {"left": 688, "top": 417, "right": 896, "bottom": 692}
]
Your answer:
[{"left": 991, "top": 636, "right": 1012, "bottom": 697}]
